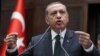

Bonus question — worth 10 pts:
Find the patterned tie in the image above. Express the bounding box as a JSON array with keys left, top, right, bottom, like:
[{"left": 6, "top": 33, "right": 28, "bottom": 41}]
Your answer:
[{"left": 54, "top": 35, "right": 61, "bottom": 56}]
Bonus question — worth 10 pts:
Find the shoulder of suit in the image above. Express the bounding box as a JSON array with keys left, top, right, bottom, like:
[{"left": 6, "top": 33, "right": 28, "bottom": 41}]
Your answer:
[
  {"left": 31, "top": 34, "right": 43, "bottom": 41},
  {"left": 66, "top": 29, "right": 78, "bottom": 38},
  {"left": 67, "top": 29, "right": 75, "bottom": 34},
  {"left": 31, "top": 30, "right": 51, "bottom": 40}
]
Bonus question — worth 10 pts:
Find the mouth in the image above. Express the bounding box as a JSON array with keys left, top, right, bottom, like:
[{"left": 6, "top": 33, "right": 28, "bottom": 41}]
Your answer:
[{"left": 56, "top": 20, "right": 62, "bottom": 25}]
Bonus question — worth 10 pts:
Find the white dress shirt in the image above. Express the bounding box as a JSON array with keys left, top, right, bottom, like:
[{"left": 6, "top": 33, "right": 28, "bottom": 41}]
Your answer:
[
  {"left": 51, "top": 29, "right": 66, "bottom": 54},
  {"left": 51, "top": 28, "right": 94, "bottom": 54}
]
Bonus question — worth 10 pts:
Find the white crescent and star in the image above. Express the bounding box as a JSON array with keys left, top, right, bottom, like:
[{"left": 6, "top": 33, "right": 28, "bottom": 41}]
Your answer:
[
  {"left": 11, "top": 11, "right": 25, "bottom": 48},
  {"left": 17, "top": 37, "right": 25, "bottom": 48},
  {"left": 11, "top": 11, "right": 25, "bottom": 32}
]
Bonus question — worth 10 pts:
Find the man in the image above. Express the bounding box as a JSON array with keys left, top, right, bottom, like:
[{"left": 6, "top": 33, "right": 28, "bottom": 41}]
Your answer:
[
  {"left": 6, "top": 2, "right": 100, "bottom": 56},
  {"left": 20, "top": 2, "right": 100, "bottom": 56},
  {"left": 4, "top": 33, "right": 18, "bottom": 56}
]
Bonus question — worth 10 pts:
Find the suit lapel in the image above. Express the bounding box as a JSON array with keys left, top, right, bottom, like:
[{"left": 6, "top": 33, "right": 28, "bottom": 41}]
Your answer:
[
  {"left": 43, "top": 31, "right": 53, "bottom": 56},
  {"left": 61, "top": 30, "right": 74, "bottom": 56}
]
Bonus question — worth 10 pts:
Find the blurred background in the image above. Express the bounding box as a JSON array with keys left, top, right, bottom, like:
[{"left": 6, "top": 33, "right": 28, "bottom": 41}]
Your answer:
[{"left": 1, "top": 0, "right": 100, "bottom": 47}]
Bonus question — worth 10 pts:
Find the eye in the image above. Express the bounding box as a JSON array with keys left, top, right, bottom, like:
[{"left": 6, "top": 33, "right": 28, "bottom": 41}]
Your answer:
[
  {"left": 60, "top": 10, "right": 66, "bottom": 14},
  {"left": 50, "top": 11, "right": 57, "bottom": 15}
]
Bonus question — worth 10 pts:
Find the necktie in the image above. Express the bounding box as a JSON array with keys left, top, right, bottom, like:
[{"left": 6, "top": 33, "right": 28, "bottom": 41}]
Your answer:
[{"left": 54, "top": 35, "right": 61, "bottom": 56}]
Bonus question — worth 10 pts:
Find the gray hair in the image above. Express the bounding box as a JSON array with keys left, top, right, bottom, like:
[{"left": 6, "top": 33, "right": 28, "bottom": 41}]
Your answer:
[{"left": 45, "top": 1, "right": 67, "bottom": 15}]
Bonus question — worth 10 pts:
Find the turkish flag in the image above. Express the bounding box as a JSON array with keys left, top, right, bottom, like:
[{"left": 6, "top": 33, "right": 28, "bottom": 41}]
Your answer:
[{"left": 0, "top": 0, "right": 27, "bottom": 56}]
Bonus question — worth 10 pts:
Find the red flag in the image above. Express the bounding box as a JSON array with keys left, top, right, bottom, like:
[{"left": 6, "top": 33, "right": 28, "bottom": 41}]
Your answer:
[{"left": 0, "top": 0, "right": 27, "bottom": 56}]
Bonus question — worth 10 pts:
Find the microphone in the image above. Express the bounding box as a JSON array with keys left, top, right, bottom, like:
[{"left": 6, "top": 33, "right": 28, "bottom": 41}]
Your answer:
[
  {"left": 17, "top": 26, "right": 50, "bottom": 56},
  {"left": 59, "top": 30, "right": 70, "bottom": 56}
]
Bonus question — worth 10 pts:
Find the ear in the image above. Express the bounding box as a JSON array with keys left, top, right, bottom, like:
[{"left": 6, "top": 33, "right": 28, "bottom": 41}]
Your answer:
[{"left": 45, "top": 16, "right": 49, "bottom": 25}]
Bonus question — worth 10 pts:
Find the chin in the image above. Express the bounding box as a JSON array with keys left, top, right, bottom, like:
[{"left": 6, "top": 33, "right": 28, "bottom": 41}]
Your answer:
[
  {"left": 56, "top": 25, "right": 65, "bottom": 29},
  {"left": 55, "top": 27, "right": 64, "bottom": 31}
]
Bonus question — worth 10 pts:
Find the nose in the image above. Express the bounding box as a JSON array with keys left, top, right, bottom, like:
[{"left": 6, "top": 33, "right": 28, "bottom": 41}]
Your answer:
[{"left": 56, "top": 12, "right": 61, "bottom": 19}]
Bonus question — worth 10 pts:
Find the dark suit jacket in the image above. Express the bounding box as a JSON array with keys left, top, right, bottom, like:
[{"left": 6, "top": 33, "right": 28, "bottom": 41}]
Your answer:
[{"left": 20, "top": 29, "right": 100, "bottom": 56}]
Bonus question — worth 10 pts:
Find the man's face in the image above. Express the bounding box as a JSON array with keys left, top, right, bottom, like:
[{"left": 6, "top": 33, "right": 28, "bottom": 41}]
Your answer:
[{"left": 46, "top": 3, "right": 69, "bottom": 31}]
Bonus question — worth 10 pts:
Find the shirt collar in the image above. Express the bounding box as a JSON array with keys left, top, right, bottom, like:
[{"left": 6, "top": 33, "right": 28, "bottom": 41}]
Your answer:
[{"left": 51, "top": 28, "right": 66, "bottom": 40}]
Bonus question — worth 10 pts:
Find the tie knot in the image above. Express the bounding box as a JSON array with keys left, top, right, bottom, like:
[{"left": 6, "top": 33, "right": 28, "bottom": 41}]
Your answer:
[{"left": 55, "top": 35, "right": 60, "bottom": 41}]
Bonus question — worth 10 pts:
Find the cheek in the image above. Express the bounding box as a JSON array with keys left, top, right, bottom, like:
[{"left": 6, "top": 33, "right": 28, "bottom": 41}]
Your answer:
[
  {"left": 48, "top": 18, "right": 55, "bottom": 23},
  {"left": 63, "top": 16, "right": 69, "bottom": 24}
]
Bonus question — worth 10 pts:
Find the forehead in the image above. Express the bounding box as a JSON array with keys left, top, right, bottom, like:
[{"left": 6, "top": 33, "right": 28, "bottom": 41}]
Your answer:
[{"left": 47, "top": 3, "right": 66, "bottom": 12}]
